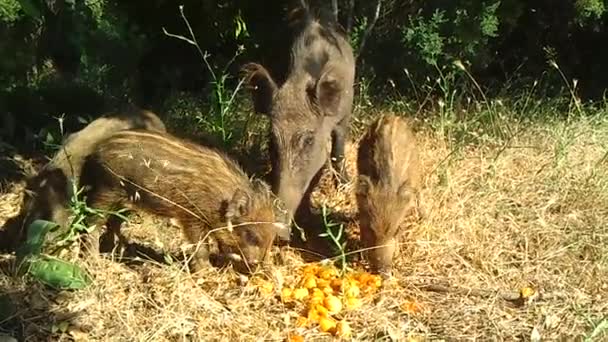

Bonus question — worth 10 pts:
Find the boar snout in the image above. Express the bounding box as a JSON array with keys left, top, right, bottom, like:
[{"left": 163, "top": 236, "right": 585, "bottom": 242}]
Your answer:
[
  {"left": 275, "top": 181, "right": 307, "bottom": 219},
  {"left": 365, "top": 237, "right": 397, "bottom": 278}
]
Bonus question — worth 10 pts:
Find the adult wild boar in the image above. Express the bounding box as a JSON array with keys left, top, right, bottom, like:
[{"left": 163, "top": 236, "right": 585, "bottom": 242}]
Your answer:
[
  {"left": 356, "top": 115, "right": 423, "bottom": 277},
  {"left": 0, "top": 108, "right": 166, "bottom": 252},
  {"left": 80, "top": 130, "right": 288, "bottom": 273},
  {"left": 243, "top": 2, "right": 355, "bottom": 225}
]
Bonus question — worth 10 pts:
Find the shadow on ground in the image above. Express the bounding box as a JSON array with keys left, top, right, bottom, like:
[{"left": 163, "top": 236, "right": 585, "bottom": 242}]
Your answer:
[{"left": 288, "top": 205, "right": 363, "bottom": 266}]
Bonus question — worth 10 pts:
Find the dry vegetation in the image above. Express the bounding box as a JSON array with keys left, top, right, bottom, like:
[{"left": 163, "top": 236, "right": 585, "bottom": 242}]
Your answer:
[{"left": 1, "top": 111, "right": 607, "bottom": 341}]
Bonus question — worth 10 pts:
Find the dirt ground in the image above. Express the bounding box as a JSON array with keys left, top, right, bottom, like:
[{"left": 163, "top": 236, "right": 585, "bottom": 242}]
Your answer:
[{"left": 1, "top": 115, "right": 607, "bottom": 341}]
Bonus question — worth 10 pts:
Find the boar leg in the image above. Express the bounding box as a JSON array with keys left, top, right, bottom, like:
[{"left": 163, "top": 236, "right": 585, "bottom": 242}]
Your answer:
[
  {"left": 330, "top": 116, "right": 350, "bottom": 183},
  {"left": 293, "top": 166, "right": 326, "bottom": 234},
  {"left": 0, "top": 213, "right": 27, "bottom": 253},
  {"left": 181, "top": 227, "right": 211, "bottom": 273},
  {"left": 415, "top": 191, "right": 428, "bottom": 220},
  {"left": 82, "top": 187, "right": 127, "bottom": 256}
]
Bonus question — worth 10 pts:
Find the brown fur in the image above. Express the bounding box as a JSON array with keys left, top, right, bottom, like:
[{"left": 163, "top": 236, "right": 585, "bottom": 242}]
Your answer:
[
  {"left": 242, "top": 2, "right": 355, "bottom": 225},
  {"left": 0, "top": 108, "right": 166, "bottom": 252},
  {"left": 80, "top": 130, "right": 286, "bottom": 273},
  {"left": 356, "top": 115, "right": 423, "bottom": 275}
]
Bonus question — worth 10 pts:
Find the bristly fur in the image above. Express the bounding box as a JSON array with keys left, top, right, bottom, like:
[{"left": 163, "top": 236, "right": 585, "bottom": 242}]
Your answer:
[
  {"left": 286, "top": 0, "right": 343, "bottom": 36},
  {"left": 356, "top": 114, "right": 422, "bottom": 274},
  {"left": 242, "top": 0, "right": 355, "bottom": 223},
  {"left": 80, "top": 129, "right": 284, "bottom": 273},
  {"left": 0, "top": 108, "right": 166, "bottom": 253}
]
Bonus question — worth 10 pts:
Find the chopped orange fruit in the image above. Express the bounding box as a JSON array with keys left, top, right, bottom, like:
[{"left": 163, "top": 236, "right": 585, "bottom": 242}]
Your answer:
[
  {"left": 302, "top": 276, "right": 317, "bottom": 289},
  {"left": 335, "top": 321, "right": 352, "bottom": 338},
  {"left": 520, "top": 287, "right": 535, "bottom": 298},
  {"left": 318, "top": 316, "right": 337, "bottom": 333},
  {"left": 321, "top": 286, "right": 334, "bottom": 296},
  {"left": 302, "top": 264, "right": 320, "bottom": 274},
  {"left": 330, "top": 278, "right": 343, "bottom": 290},
  {"left": 258, "top": 280, "right": 274, "bottom": 295},
  {"left": 314, "top": 303, "right": 330, "bottom": 317},
  {"left": 400, "top": 300, "right": 421, "bottom": 314},
  {"left": 343, "top": 284, "right": 360, "bottom": 298},
  {"left": 307, "top": 307, "right": 321, "bottom": 322},
  {"left": 295, "top": 316, "right": 308, "bottom": 327},
  {"left": 318, "top": 268, "right": 337, "bottom": 280},
  {"left": 310, "top": 291, "right": 325, "bottom": 305},
  {"left": 287, "top": 334, "right": 304, "bottom": 342},
  {"left": 292, "top": 288, "right": 309, "bottom": 301},
  {"left": 344, "top": 297, "right": 362, "bottom": 310},
  {"left": 323, "top": 295, "right": 342, "bottom": 314},
  {"left": 357, "top": 273, "right": 371, "bottom": 283},
  {"left": 316, "top": 278, "right": 331, "bottom": 288},
  {"left": 368, "top": 275, "right": 383, "bottom": 288},
  {"left": 281, "top": 288, "right": 293, "bottom": 302}
]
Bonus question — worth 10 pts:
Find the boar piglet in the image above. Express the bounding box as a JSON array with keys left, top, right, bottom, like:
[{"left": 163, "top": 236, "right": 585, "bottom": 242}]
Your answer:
[
  {"left": 242, "top": 2, "right": 355, "bottom": 224},
  {"left": 356, "top": 115, "right": 423, "bottom": 277},
  {"left": 80, "top": 130, "right": 289, "bottom": 273},
  {"left": 0, "top": 108, "right": 166, "bottom": 253}
]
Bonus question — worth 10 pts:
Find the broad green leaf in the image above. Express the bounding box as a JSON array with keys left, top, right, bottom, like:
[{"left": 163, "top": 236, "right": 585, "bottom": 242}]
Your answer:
[
  {"left": 17, "top": 0, "right": 41, "bottom": 19},
  {"left": 52, "top": 320, "right": 70, "bottom": 333},
  {"left": 27, "top": 256, "right": 91, "bottom": 290},
  {"left": 15, "top": 219, "right": 59, "bottom": 268}
]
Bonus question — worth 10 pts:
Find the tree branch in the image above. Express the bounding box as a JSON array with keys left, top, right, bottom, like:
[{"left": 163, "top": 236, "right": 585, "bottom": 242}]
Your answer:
[
  {"left": 346, "top": 0, "right": 355, "bottom": 34},
  {"left": 356, "top": 0, "right": 382, "bottom": 59},
  {"left": 331, "top": 0, "right": 338, "bottom": 22}
]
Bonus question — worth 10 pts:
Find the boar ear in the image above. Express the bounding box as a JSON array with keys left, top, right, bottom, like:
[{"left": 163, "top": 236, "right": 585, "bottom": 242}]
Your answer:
[
  {"left": 242, "top": 63, "right": 277, "bottom": 116},
  {"left": 225, "top": 189, "right": 251, "bottom": 222},
  {"left": 251, "top": 178, "right": 271, "bottom": 193},
  {"left": 356, "top": 175, "right": 373, "bottom": 197},
  {"left": 315, "top": 69, "right": 343, "bottom": 116}
]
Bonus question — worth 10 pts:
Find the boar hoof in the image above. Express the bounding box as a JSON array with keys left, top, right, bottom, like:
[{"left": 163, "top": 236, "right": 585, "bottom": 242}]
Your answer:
[
  {"left": 188, "top": 257, "right": 209, "bottom": 274},
  {"left": 379, "top": 270, "right": 394, "bottom": 283},
  {"left": 416, "top": 203, "right": 428, "bottom": 221},
  {"left": 188, "top": 244, "right": 211, "bottom": 273},
  {"left": 82, "top": 229, "right": 102, "bottom": 256},
  {"left": 237, "top": 273, "right": 250, "bottom": 285}
]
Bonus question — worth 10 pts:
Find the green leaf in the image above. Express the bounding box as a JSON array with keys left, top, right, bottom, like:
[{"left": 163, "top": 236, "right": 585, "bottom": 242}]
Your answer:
[
  {"left": 51, "top": 320, "right": 70, "bottom": 333},
  {"left": 335, "top": 228, "right": 343, "bottom": 240},
  {"left": 17, "top": 0, "right": 42, "bottom": 19},
  {"left": 586, "top": 319, "right": 608, "bottom": 341},
  {"left": 15, "top": 219, "right": 59, "bottom": 267},
  {"left": 27, "top": 256, "right": 92, "bottom": 290}
]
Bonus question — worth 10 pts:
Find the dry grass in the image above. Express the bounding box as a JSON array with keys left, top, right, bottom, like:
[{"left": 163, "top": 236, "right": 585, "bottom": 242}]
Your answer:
[{"left": 1, "top": 114, "right": 607, "bottom": 341}]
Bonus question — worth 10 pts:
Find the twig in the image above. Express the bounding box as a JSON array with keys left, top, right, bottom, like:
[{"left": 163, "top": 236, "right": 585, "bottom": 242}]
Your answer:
[
  {"left": 410, "top": 282, "right": 569, "bottom": 304},
  {"left": 356, "top": 0, "right": 382, "bottom": 59},
  {"left": 345, "top": 0, "right": 354, "bottom": 34},
  {"left": 331, "top": 0, "right": 338, "bottom": 22}
]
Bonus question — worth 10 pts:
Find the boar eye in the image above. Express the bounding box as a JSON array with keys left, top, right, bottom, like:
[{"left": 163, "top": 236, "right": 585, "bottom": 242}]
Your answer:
[
  {"left": 242, "top": 229, "right": 261, "bottom": 246},
  {"left": 298, "top": 130, "right": 315, "bottom": 149}
]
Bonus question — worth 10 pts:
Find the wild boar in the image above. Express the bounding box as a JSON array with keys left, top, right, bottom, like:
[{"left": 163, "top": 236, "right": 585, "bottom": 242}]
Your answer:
[
  {"left": 0, "top": 108, "right": 166, "bottom": 253},
  {"left": 355, "top": 115, "right": 423, "bottom": 276},
  {"left": 242, "top": 1, "right": 355, "bottom": 225},
  {"left": 79, "top": 129, "right": 288, "bottom": 273}
]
